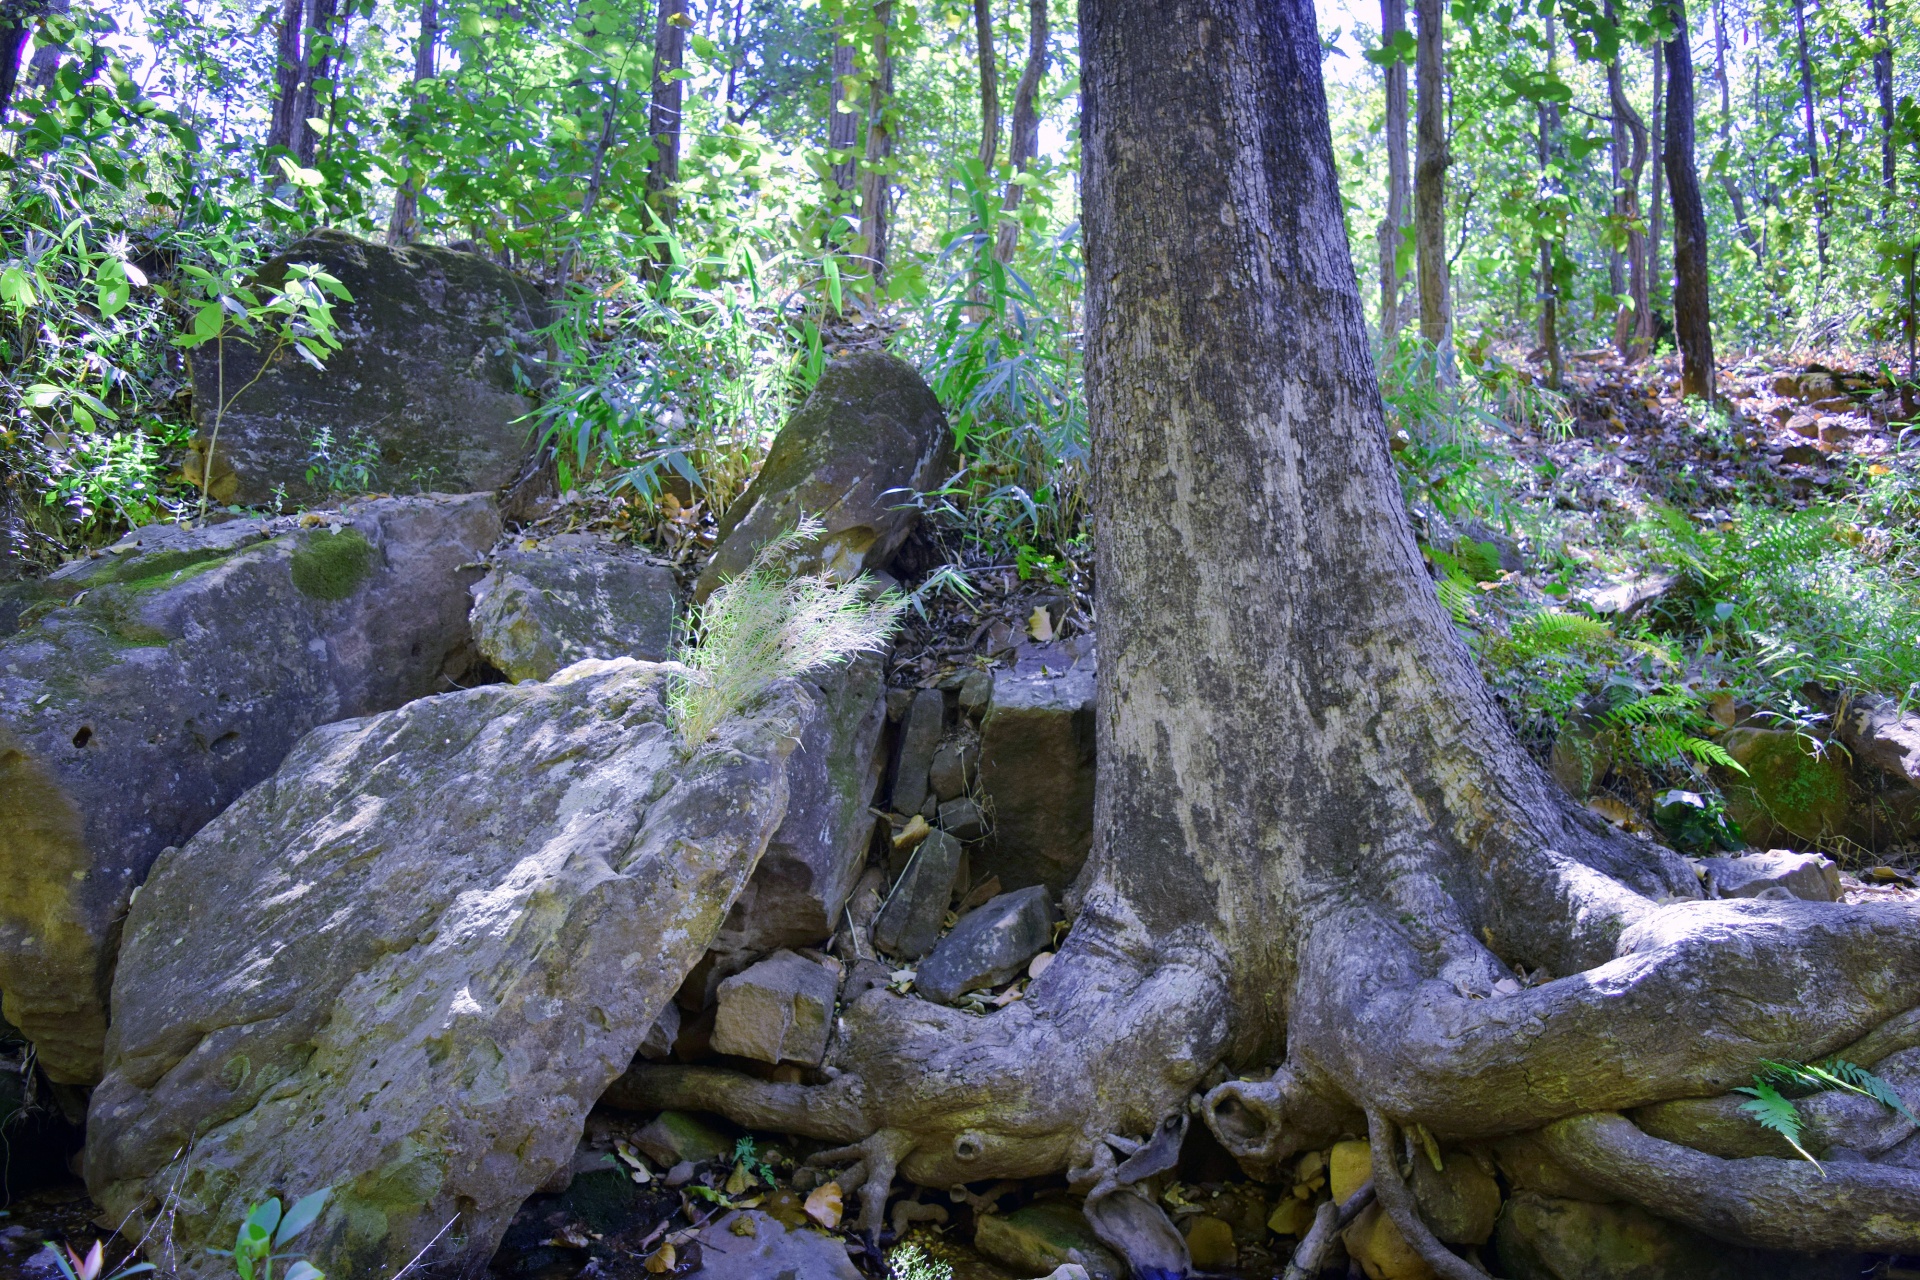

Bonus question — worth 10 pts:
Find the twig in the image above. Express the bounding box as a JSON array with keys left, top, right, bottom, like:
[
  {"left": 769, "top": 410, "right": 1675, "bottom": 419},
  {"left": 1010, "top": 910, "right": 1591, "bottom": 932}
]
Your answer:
[{"left": 387, "top": 1215, "right": 458, "bottom": 1279}]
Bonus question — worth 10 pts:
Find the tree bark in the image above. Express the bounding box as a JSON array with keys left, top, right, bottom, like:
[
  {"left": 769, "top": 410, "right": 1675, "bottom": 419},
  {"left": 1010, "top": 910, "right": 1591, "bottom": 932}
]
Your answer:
[
  {"left": 265, "top": 0, "right": 304, "bottom": 156},
  {"left": 385, "top": 0, "right": 439, "bottom": 246},
  {"left": 1376, "top": 0, "right": 1411, "bottom": 347},
  {"left": 856, "top": 0, "right": 894, "bottom": 286},
  {"left": 1535, "top": 15, "right": 1562, "bottom": 390},
  {"left": 992, "top": 0, "right": 1048, "bottom": 265},
  {"left": 1413, "top": 0, "right": 1451, "bottom": 361},
  {"left": 0, "top": 0, "right": 49, "bottom": 119},
  {"left": 1710, "top": 0, "right": 1760, "bottom": 260},
  {"left": 1868, "top": 0, "right": 1894, "bottom": 192},
  {"left": 1606, "top": 47, "right": 1626, "bottom": 334},
  {"left": 647, "top": 0, "right": 687, "bottom": 231},
  {"left": 829, "top": 40, "right": 859, "bottom": 195},
  {"left": 1606, "top": 27, "right": 1652, "bottom": 361},
  {"left": 290, "top": 0, "right": 339, "bottom": 167},
  {"left": 1649, "top": 41, "right": 1665, "bottom": 312},
  {"left": 973, "top": 0, "right": 999, "bottom": 172},
  {"left": 1791, "top": 0, "right": 1826, "bottom": 267},
  {"left": 1665, "top": 0, "right": 1715, "bottom": 399},
  {"left": 618, "top": 0, "right": 1920, "bottom": 1271}
]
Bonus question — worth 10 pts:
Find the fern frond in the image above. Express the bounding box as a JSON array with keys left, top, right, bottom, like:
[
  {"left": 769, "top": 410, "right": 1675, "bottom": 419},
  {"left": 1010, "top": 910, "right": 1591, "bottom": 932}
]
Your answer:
[
  {"left": 1812, "top": 1059, "right": 1920, "bottom": 1127},
  {"left": 1734, "top": 1081, "right": 1821, "bottom": 1169},
  {"left": 1680, "top": 736, "right": 1744, "bottom": 773}
]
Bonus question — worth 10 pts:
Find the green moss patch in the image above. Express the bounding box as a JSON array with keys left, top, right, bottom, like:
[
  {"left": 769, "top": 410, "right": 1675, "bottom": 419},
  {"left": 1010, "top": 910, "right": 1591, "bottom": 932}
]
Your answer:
[
  {"left": 291, "top": 527, "right": 377, "bottom": 600},
  {"left": 112, "top": 546, "right": 234, "bottom": 593}
]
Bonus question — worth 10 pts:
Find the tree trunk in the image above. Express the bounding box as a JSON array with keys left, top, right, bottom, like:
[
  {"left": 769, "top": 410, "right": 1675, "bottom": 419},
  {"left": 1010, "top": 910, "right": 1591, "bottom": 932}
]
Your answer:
[
  {"left": 1606, "top": 49, "right": 1627, "bottom": 336},
  {"left": 1649, "top": 41, "right": 1665, "bottom": 312},
  {"left": 1869, "top": 0, "right": 1894, "bottom": 192},
  {"left": 23, "top": 0, "right": 64, "bottom": 97},
  {"left": 1710, "top": 0, "right": 1760, "bottom": 260},
  {"left": 646, "top": 0, "right": 687, "bottom": 231},
  {"left": 618, "top": 0, "right": 1920, "bottom": 1273},
  {"left": 972, "top": 0, "right": 998, "bottom": 172},
  {"left": 1377, "top": 0, "right": 1411, "bottom": 348},
  {"left": 856, "top": 0, "right": 893, "bottom": 287},
  {"left": 1791, "top": 0, "right": 1827, "bottom": 267},
  {"left": 1413, "top": 0, "right": 1451, "bottom": 362},
  {"left": 0, "top": 16, "right": 27, "bottom": 122},
  {"left": 829, "top": 40, "right": 859, "bottom": 195},
  {"left": 265, "top": 0, "right": 304, "bottom": 156},
  {"left": 290, "top": 0, "right": 338, "bottom": 167},
  {"left": 992, "top": 0, "right": 1048, "bottom": 265},
  {"left": 385, "top": 0, "right": 439, "bottom": 246},
  {"left": 1665, "top": 0, "right": 1715, "bottom": 400},
  {"left": 1535, "top": 15, "right": 1562, "bottom": 390},
  {"left": 1606, "top": 32, "right": 1652, "bottom": 360}
]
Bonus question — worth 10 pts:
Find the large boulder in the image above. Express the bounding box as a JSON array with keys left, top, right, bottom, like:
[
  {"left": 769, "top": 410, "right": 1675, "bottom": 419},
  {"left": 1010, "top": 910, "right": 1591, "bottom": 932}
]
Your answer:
[
  {"left": 0, "top": 493, "right": 499, "bottom": 1083},
  {"left": 694, "top": 350, "right": 950, "bottom": 600},
  {"left": 974, "top": 642, "right": 1098, "bottom": 893},
  {"left": 190, "top": 230, "right": 549, "bottom": 505},
  {"left": 1493, "top": 1191, "right": 1850, "bottom": 1280},
  {"left": 86, "top": 658, "right": 807, "bottom": 1280},
  {"left": 1715, "top": 727, "right": 1852, "bottom": 848},
  {"left": 469, "top": 537, "right": 679, "bottom": 682}
]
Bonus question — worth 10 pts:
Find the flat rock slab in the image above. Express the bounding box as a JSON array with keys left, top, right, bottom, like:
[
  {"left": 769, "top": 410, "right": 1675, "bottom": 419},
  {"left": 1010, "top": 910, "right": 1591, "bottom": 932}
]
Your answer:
[
  {"left": 85, "top": 658, "right": 806, "bottom": 1280},
  {"left": 693, "top": 1210, "right": 862, "bottom": 1280},
  {"left": 469, "top": 541, "right": 679, "bottom": 681},
  {"left": 190, "top": 230, "right": 548, "bottom": 505},
  {"left": 1699, "top": 850, "right": 1841, "bottom": 902},
  {"left": 695, "top": 351, "right": 950, "bottom": 600},
  {"left": 975, "top": 645, "right": 1097, "bottom": 893},
  {"left": 711, "top": 950, "right": 840, "bottom": 1066},
  {"left": 873, "top": 830, "right": 965, "bottom": 961},
  {"left": 917, "top": 886, "right": 1057, "bottom": 1004},
  {"left": 0, "top": 493, "right": 498, "bottom": 1083}
]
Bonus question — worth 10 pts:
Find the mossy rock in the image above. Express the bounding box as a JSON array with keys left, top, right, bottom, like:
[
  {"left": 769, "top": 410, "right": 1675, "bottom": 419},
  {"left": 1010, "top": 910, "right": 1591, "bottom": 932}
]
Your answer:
[
  {"left": 973, "top": 1200, "right": 1124, "bottom": 1280},
  {"left": 1717, "top": 728, "right": 1851, "bottom": 847},
  {"left": 291, "top": 528, "right": 377, "bottom": 600}
]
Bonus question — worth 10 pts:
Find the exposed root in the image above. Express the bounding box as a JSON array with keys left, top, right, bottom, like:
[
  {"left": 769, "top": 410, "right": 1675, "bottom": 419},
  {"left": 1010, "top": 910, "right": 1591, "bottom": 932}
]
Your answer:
[
  {"left": 1539, "top": 1111, "right": 1920, "bottom": 1253},
  {"left": 1281, "top": 1181, "right": 1372, "bottom": 1280},
  {"left": 1365, "top": 1108, "right": 1483, "bottom": 1280},
  {"left": 809, "top": 1128, "right": 916, "bottom": 1237},
  {"left": 1202, "top": 1065, "right": 1360, "bottom": 1171},
  {"left": 1069, "top": 1119, "right": 1190, "bottom": 1276}
]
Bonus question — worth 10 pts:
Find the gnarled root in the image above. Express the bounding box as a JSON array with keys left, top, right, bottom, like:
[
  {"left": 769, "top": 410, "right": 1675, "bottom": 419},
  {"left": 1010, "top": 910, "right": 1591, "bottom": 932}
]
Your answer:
[
  {"left": 809, "top": 1128, "right": 916, "bottom": 1237},
  {"left": 1539, "top": 1111, "right": 1920, "bottom": 1253},
  {"left": 1365, "top": 1108, "right": 1482, "bottom": 1280}
]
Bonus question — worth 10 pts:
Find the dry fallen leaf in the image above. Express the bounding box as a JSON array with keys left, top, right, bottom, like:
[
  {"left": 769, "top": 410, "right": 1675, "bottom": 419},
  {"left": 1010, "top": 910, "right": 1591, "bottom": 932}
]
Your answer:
[
  {"left": 724, "top": 1162, "right": 752, "bottom": 1196},
  {"left": 1027, "top": 951, "right": 1055, "bottom": 980},
  {"left": 645, "top": 1243, "right": 676, "bottom": 1274},
  {"left": 891, "top": 814, "right": 931, "bottom": 851},
  {"left": 1027, "top": 606, "right": 1054, "bottom": 643},
  {"left": 805, "top": 1181, "right": 844, "bottom": 1230},
  {"left": 730, "top": 1214, "right": 758, "bottom": 1237}
]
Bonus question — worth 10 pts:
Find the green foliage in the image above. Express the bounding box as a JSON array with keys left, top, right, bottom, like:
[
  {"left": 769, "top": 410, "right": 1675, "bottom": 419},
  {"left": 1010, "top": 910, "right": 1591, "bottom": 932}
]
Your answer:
[
  {"left": 1736, "top": 1058, "right": 1918, "bottom": 1167},
  {"left": 45, "top": 1241, "right": 154, "bottom": 1280},
  {"left": 886, "top": 1243, "right": 954, "bottom": 1280},
  {"left": 731, "top": 1136, "right": 776, "bottom": 1186},
  {"left": 670, "top": 516, "right": 903, "bottom": 747},
  {"left": 304, "top": 426, "right": 382, "bottom": 496},
  {"left": 289, "top": 528, "right": 375, "bottom": 601},
  {"left": 205, "top": 1187, "right": 330, "bottom": 1280}
]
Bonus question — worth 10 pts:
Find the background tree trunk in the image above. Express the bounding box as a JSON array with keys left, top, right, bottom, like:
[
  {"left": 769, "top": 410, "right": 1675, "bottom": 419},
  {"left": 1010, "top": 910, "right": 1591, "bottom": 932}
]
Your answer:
[
  {"left": 829, "top": 40, "right": 859, "bottom": 195},
  {"left": 1413, "top": 0, "right": 1451, "bottom": 362},
  {"left": 385, "top": 0, "right": 439, "bottom": 246},
  {"left": 992, "top": 0, "right": 1048, "bottom": 265},
  {"left": 1377, "top": 0, "right": 1411, "bottom": 348},
  {"left": 647, "top": 0, "right": 687, "bottom": 230},
  {"left": 1606, "top": 41, "right": 1652, "bottom": 360},
  {"left": 290, "top": 0, "right": 339, "bottom": 166},
  {"left": 1606, "top": 48, "right": 1626, "bottom": 338},
  {"left": 1665, "top": 0, "right": 1715, "bottom": 399},
  {"left": 1649, "top": 41, "right": 1665, "bottom": 312},
  {"left": 857, "top": 0, "right": 894, "bottom": 286},
  {"left": 1868, "top": 0, "right": 1894, "bottom": 192},
  {"left": 1535, "top": 15, "right": 1562, "bottom": 390},
  {"left": 972, "top": 0, "right": 998, "bottom": 171},
  {"left": 265, "top": 0, "right": 304, "bottom": 155},
  {"left": 0, "top": 0, "right": 48, "bottom": 119},
  {"left": 1710, "top": 0, "right": 1760, "bottom": 259},
  {"left": 1791, "top": 0, "right": 1827, "bottom": 267}
]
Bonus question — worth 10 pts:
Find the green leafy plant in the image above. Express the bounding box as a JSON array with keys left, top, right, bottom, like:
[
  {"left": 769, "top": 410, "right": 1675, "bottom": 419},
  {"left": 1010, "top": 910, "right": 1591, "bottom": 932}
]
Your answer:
[
  {"left": 303, "top": 426, "right": 382, "bottom": 495},
  {"left": 45, "top": 1241, "right": 154, "bottom": 1280},
  {"left": 669, "top": 516, "right": 904, "bottom": 747},
  {"left": 1735, "top": 1059, "right": 1918, "bottom": 1169},
  {"left": 886, "top": 1243, "right": 954, "bottom": 1280},
  {"left": 206, "top": 1188, "right": 330, "bottom": 1280},
  {"left": 732, "top": 1136, "right": 776, "bottom": 1187}
]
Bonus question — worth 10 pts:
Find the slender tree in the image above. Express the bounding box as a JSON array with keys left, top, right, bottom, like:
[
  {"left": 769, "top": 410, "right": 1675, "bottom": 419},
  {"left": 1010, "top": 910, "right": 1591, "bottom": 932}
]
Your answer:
[
  {"left": 0, "top": 0, "right": 45, "bottom": 119},
  {"left": 264, "top": 0, "right": 304, "bottom": 155},
  {"left": 628, "top": 6, "right": 1920, "bottom": 1276},
  {"left": 1664, "top": 0, "right": 1716, "bottom": 399},
  {"left": 972, "top": 0, "right": 999, "bottom": 171},
  {"left": 1377, "top": 0, "right": 1412, "bottom": 347},
  {"left": 829, "top": 40, "right": 860, "bottom": 195},
  {"left": 1536, "top": 14, "right": 1563, "bottom": 390},
  {"left": 385, "top": 0, "right": 439, "bottom": 246},
  {"left": 266, "top": 0, "right": 337, "bottom": 166},
  {"left": 857, "top": 0, "right": 894, "bottom": 284},
  {"left": 1790, "top": 0, "right": 1827, "bottom": 267},
  {"left": 647, "top": 0, "right": 688, "bottom": 230},
  {"left": 992, "top": 0, "right": 1048, "bottom": 264},
  {"left": 1649, "top": 40, "right": 1665, "bottom": 310},
  {"left": 1868, "top": 0, "right": 1895, "bottom": 192},
  {"left": 1710, "top": 0, "right": 1760, "bottom": 258},
  {"left": 1413, "top": 0, "right": 1451, "bottom": 361},
  {"left": 1605, "top": 39, "right": 1627, "bottom": 341},
  {"left": 1605, "top": 4, "right": 1652, "bottom": 359}
]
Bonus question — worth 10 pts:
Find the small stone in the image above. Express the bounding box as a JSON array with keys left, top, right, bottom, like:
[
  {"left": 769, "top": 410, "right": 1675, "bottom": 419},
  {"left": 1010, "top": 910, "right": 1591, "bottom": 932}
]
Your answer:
[
  {"left": 638, "top": 1002, "right": 680, "bottom": 1060},
  {"left": 1786, "top": 411, "right": 1820, "bottom": 438},
  {"left": 928, "top": 740, "right": 979, "bottom": 802},
  {"left": 938, "top": 797, "right": 986, "bottom": 840},
  {"left": 468, "top": 548, "right": 678, "bottom": 682},
  {"left": 1343, "top": 1202, "right": 1434, "bottom": 1280},
  {"left": 958, "top": 670, "right": 994, "bottom": 720},
  {"left": 1771, "top": 373, "right": 1801, "bottom": 397},
  {"left": 1820, "top": 422, "right": 1853, "bottom": 444},
  {"left": 1268, "top": 1197, "right": 1316, "bottom": 1236},
  {"left": 633, "top": 1111, "right": 733, "bottom": 1169},
  {"left": 916, "top": 886, "right": 1058, "bottom": 1004},
  {"left": 1410, "top": 1153, "right": 1502, "bottom": 1245},
  {"left": 694, "top": 1210, "right": 861, "bottom": 1280},
  {"left": 975, "top": 662, "right": 1096, "bottom": 892},
  {"left": 886, "top": 689, "right": 914, "bottom": 722},
  {"left": 891, "top": 689, "right": 946, "bottom": 816},
  {"left": 1698, "top": 850, "right": 1841, "bottom": 902},
  {"left": 1329, "top": 1139, "right": 1372, "bottom": 1206},
  {"left": 1184, "top": 1216, "right": 1235, "bottom": 1269},
  {"left": 872, "top": 831, "right": 965, "bottom": 960},
  {"left": 711, "top": 950, "right": 840, "bottom": 1066},
  {"left": 664, "top": 1161, "right": 695, "bottom": 1188}
]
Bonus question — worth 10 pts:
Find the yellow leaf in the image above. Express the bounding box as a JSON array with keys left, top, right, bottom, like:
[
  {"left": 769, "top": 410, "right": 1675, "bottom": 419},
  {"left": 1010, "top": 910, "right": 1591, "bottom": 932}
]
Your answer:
[
  {"left": 891, "top": 814, "right": 931, "bottom": 850},
  {"left": 730, "top": 1214, "right": 758, "bottom": 1237},
  {"left": 725, "top": 1162, "right": 751, "bottom": 1196},
  {"left": 805, "top": 1181, "right": 844, "bottom": 1229},
  {"left": 1027, "top": 606, "right": 1053, "bottom": 643},
  {"left": 645, "top": 1242, "right": 676, "bottom": 1274}
]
